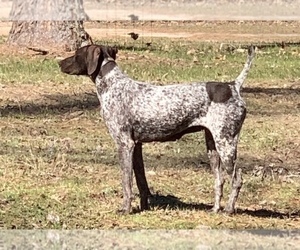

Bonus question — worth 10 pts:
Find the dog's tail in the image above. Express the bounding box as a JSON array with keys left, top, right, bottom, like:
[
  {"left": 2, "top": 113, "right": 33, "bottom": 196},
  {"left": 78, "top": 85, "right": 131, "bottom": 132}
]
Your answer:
[{"left": 234, "top": 45, "right": 256, "bottom": 93}]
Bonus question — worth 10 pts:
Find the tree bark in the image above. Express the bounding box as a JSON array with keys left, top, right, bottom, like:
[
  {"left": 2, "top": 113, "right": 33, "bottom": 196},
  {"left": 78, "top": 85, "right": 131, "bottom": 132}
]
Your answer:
[{"left": 7, "top": 0, "right": 92, "bottom": 51}]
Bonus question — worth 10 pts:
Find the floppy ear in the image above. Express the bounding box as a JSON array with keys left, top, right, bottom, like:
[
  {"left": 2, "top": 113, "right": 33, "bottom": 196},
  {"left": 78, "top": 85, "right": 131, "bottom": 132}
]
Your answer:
[{"left": 86, "top": 46, "right": 102, "bottom": 75}]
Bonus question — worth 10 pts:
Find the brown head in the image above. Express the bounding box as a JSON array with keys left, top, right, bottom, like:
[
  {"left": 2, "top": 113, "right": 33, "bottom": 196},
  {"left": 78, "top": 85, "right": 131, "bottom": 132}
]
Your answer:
[{"left": 58, "top": 45, "right": 118, "bottom": 82}]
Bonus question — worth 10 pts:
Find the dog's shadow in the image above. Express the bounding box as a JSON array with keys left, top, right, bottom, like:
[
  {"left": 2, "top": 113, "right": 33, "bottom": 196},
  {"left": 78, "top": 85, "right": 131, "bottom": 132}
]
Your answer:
[
  {"left": 148, "top": 194, "right": 212, "bottom": 211},
  {"left": 145, "top": 194, "right": 300, "bottom": 219}
]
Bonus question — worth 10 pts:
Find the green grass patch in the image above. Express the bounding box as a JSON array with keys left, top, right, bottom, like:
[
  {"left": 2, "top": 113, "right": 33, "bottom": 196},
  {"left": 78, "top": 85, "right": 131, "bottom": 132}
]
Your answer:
[
  {"left": 0, "top": 56, "right": 75, "bottom": 84},
  {"left": 0, "top": 38, "right": 299, "bottom": 229},
  {"left": 1, "top": 41, "right": 300, "bottom": 85}
]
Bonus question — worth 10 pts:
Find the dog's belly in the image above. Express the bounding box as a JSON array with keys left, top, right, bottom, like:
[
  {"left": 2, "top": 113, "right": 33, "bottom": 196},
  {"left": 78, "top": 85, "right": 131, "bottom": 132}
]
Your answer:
[{"left": 132, "top": 119, "right": 204, "bottom": 142}]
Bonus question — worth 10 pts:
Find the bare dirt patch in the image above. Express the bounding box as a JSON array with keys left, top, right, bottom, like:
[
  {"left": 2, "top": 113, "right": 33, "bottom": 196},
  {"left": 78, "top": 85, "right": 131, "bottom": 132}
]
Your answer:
[{"left": 1, "top": 20, "right": 300, "bottom": 46}]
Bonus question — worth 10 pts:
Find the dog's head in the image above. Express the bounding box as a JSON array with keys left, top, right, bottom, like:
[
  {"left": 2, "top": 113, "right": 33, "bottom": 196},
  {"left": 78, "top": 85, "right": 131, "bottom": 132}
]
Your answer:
[{"left": 59, "top": 45, "right": 118, "bottom": 81}]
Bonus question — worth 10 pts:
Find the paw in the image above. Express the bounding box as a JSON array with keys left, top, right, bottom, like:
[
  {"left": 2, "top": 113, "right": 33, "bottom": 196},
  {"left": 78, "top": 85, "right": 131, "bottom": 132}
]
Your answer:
[
  {"left": 209, "top": 206, "right": 221, "bottom": 213},
  {"left": 140, "top": 202, "right": 150, "bottom": 211},
  {"left": 117, "top": 208, "right": 131, "bottom": 215},
  {"left": 223, "top": 206, "right": 236, "bottom": 215}
]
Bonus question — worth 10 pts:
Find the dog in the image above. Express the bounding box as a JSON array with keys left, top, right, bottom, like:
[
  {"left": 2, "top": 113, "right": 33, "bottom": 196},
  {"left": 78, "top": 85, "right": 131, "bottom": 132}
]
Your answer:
[{"left": 59, "top": 44, "right": 255, "bottom": 214}]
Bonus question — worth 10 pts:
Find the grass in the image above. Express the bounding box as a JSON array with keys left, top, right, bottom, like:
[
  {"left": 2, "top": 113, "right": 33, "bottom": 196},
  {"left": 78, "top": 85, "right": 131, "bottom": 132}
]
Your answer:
[
  {"left": 108, "top": 39, "right": 300, "bottom": 82},
  {"left": 0, "top": 34, "right": 299, "bottom": 230},
  {"left": 1, "top": 39, "right": 300, "bottom": 83}
]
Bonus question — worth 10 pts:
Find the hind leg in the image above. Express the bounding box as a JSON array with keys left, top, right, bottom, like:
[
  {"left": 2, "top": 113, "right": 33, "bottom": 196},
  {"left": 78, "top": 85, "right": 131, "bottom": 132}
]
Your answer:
[
  {"left": 224, "top": 166, "right": 243, "bottom": 214},
  {"left": 215, "top": 135, "right": 242, "bottom": 214},
  {"left": 205, "top": 129, "right": 224, "bottom": 213},
  {"left": 223, "top": 146, "right": 242, "bottom": 214}
]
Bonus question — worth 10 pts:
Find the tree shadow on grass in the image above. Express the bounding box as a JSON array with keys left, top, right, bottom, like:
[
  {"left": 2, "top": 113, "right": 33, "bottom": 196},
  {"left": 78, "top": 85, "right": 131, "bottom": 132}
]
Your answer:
[
  {"left": 0, "top": 92, "right": 100, "bottom": 117},
  {"left": 148, "top": 194, "right": 300, "bottom": 219},
  {"left": 243, "top": 86, "right": 300, "bottom": 96}
]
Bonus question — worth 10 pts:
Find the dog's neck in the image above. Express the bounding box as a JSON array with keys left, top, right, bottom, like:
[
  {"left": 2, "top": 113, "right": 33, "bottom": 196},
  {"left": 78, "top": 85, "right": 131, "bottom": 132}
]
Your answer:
[
  {"left": 95, "top": 60, "right": 119, "bottom": 95},
  {"left": 91, "top": 58, "right": 116, "bottom": 83},
  {"left": 100, "top": 58, "right": 116, "bottom": 78},
  {"left": 95, "top": 61, "right": 129, "bottom": 95}
]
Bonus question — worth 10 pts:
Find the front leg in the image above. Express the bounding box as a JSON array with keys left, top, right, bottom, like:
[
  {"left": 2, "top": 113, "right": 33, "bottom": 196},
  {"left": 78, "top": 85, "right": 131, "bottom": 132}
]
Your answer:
[
  {"left": 118, "top": 142, "right": 135, "bottom": 214},
  {"left": 133, "top": 143, "right": 152, "bottom": 211}
]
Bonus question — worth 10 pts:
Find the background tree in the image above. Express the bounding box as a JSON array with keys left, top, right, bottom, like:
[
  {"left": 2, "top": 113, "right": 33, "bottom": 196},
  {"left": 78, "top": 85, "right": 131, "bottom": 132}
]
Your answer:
[{"left": 7, "top": 0, "right": 92, "bottom": 51}]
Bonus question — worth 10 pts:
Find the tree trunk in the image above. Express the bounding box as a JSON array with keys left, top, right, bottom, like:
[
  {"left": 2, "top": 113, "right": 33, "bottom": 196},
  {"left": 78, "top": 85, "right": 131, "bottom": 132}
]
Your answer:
[{"left": 7, "top": 0, "right": 92, "bottom": 51}]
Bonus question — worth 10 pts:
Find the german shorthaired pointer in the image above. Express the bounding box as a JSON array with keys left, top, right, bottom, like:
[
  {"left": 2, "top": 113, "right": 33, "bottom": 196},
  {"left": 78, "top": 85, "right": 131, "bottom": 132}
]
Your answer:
[{"left": 59, "top": 44, "right": 255, "bottom": 214}]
